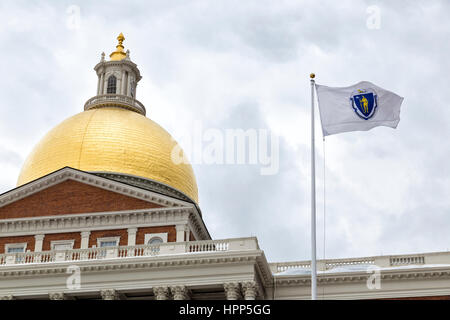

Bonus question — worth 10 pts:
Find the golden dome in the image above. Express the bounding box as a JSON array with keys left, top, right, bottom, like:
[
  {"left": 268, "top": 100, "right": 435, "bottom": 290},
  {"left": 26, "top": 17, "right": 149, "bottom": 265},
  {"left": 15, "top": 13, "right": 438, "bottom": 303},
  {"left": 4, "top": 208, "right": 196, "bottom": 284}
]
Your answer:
[{"left": 17, "top": 107, "right": 198, "bottom": 203}]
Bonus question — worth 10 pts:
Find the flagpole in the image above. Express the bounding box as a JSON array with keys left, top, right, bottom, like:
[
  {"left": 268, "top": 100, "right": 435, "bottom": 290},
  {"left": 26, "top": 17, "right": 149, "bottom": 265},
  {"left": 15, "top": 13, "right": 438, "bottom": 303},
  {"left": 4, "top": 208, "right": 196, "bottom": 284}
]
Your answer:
[{"left": 310, "top": 73, "right": 317, "bottom": 300}]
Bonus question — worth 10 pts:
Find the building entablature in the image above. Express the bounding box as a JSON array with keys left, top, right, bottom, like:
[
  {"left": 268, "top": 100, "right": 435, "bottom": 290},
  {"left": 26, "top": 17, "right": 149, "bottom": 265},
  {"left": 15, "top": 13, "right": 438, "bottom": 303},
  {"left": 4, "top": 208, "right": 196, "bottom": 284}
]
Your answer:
[{"left": 0, "top": 206, "right": 208, "bottom": 240}]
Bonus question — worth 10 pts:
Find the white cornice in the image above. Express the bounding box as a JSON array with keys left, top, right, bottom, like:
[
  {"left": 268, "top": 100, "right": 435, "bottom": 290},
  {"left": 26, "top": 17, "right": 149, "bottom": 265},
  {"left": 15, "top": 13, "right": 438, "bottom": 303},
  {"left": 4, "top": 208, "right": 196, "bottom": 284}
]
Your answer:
[
  {"left": 275, "top": 266, "right": 450, "bottom": 286},
  {"left": 0, "top": 206, "right": 210, "bottom": 240}
]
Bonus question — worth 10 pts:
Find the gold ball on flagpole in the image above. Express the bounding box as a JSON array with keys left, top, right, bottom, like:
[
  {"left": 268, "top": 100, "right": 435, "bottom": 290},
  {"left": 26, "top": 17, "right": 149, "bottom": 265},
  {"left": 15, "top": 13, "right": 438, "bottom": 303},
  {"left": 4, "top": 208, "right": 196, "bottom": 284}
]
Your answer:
[{"left": 310, "top": 73, "right": 315, "bottom": 79}]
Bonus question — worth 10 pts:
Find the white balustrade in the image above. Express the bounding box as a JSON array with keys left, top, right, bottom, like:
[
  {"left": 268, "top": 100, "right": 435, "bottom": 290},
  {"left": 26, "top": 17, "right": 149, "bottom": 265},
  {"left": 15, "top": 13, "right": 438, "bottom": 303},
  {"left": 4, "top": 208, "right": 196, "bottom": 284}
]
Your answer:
[
  {"left": 84, "top": 94, "right": 146, "bottom": 115},
  {"left": 0, "top": 238, "right": 258, "bottom": 266},
  {"left": 390, "top": 255, "right": 425, "bottom": 266}
]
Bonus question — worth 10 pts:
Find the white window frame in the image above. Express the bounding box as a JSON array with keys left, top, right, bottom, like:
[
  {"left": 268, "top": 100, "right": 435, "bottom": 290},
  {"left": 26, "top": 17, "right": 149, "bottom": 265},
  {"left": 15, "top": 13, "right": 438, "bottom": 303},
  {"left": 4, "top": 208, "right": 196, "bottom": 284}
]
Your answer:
[
  {"left": 50, "top": 240, "right": 75, "bottom": 251},
  {"left": 97, "top": 237, "right": 120, "bottom": 248},
  {"left": 5, "top": 243, "right": 27, "bottom": 254},
  {"left": 144, "top": 233, "right": 168, "bottom": 245}
]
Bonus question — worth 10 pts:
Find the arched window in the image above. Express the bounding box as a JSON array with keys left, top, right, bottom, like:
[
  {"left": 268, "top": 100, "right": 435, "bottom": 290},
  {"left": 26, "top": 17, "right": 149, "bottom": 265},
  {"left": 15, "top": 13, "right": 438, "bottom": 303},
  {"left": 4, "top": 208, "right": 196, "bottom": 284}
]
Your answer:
[
  {"left": 106, "top": 75, "right": 117, "bottom": 94},
  {"left": 148, "top": 237, "right": 163, "bottom": 245}
]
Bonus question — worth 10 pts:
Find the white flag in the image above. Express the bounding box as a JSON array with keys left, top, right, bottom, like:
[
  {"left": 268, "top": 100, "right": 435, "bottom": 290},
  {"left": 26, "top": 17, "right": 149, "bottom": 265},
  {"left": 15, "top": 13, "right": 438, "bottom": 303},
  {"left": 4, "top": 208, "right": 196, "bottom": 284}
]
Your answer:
[{"left": 315, "top": 81, "right": 404, "bottom": 136}]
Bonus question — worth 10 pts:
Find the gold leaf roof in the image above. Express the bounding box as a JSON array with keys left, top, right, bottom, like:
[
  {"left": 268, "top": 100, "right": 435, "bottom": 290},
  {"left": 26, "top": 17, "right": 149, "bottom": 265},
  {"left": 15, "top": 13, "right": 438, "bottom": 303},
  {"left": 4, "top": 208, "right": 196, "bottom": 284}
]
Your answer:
[{"left": 17, "top": 108, "right": 198, "bottom": 203}]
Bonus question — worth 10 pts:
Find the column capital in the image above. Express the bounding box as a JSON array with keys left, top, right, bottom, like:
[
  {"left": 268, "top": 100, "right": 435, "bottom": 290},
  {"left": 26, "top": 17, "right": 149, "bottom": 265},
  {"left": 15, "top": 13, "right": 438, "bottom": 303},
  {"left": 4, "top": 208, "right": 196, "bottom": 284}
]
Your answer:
[
  {"left": 175, "top": 224, "right": 189, "bottom": 232},
  {"left": 241, "top": 280, "right": 259, "bottom": 300},
  {"left": 34, "top": 234, "right": 45, "bottom": 241},
  {"left": 153, "top": 286, "right": 170, "bottom": 300},
  {"left": 223, "top": 282, "right": 241, "bottom": 300},
  {"left": 100, "top": 289, "right": 119, "bottom": 300},
  {"left": 81, "top": 231, "right": 91, "bottom": 237},
  {"left": 127, "top": 227, "right": 138, "bottom": 234},
  {"left": 49, "top": 292, "right": 65, "bottom": 300},
  {"left": 170, "top": 285, "right": 190, "bottom": 300}
]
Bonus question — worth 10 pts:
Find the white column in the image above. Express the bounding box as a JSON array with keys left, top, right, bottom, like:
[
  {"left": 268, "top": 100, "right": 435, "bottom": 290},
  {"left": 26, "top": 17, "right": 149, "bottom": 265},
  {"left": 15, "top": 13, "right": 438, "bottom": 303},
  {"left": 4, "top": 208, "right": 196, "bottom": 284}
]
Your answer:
[
  {"left": 121, "top": 71, "right": 126, "bottom": 95},
  {"left": 81, "top": 231, "right": 90, "bottom": 249},
  {"left": 97, "top": 75, "right": 101, "bottom": 95},
  {"left": 103, "top": 77, "right": 108, "bottom": 94},
  {"left": 34, "top": 234, "right": 45, "bottom": 252},
  {"left": 176, "top": 225, "right": 188, "bottom": 242},
  {"left": 127, "top": 228, "right": 137, "bottom": 246},
  {"left": 99, "top": 73, "right": 104, "bottom": 95},
  {"left": 116, "top": 78, "right": 121, "bottom": 95}
]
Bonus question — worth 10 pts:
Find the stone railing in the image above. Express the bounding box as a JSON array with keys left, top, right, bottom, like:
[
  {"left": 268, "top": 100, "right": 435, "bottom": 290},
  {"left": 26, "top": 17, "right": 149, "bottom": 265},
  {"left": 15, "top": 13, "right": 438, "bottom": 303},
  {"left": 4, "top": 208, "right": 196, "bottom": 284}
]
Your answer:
[
  {"left": 269, "top": 251, "right": 449, "bottom": 274},
  {"left": 389, "top": 255, "right": 425, "bottom": 266},
  {"left": 0, "top": 237, "right": 259, "bottom": 266},
  {"left": 84, "top": 94, "right": 146, "bottom": 115}
]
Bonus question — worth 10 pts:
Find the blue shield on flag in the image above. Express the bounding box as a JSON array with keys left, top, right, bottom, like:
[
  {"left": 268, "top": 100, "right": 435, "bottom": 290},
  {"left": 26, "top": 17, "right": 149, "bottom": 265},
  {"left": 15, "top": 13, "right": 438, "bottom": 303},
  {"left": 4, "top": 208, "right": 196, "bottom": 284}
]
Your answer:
[{"left": 350, "top": 89, "right": 378, "bottom": 120}]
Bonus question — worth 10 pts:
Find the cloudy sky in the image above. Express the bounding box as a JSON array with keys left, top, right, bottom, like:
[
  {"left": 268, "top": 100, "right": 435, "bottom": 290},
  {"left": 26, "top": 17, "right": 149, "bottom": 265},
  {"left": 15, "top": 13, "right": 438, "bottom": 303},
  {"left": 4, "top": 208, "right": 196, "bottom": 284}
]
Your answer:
[{"left": 0, "top": 0, "right": 449, "bottom": 263}]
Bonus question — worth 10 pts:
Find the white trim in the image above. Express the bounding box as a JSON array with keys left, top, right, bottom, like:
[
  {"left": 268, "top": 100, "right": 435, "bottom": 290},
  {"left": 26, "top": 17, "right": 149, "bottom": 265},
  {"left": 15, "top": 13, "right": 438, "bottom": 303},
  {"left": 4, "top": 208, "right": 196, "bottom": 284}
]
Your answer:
[
  {"left": 97, "top": 237, "right": 120, "bottom": 247},
  {"left": 0, "top": 207, "right": 210, "bottom": 241},
  {"left": 0, "top": 167, "right": 194, "bottom": 209},
  {"left": 145, "top": 233, "right": 168, "bottom": 244},
  {"left": 5, "top": 243, "right": 27, "bottom": 253},
  {"left": 50, "top": 240, "right": 75, "bottom": 251}
]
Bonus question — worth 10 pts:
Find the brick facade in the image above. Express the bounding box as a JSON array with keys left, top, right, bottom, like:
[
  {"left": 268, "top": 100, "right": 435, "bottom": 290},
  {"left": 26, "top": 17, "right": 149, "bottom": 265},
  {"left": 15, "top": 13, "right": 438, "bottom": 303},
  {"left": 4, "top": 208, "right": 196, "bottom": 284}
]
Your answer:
[
  {"left": 0, "top": 179, "right": 162, "bottom": 220},
  {"left": 0, "top": 179, "right": 193, "bottom": 254}
]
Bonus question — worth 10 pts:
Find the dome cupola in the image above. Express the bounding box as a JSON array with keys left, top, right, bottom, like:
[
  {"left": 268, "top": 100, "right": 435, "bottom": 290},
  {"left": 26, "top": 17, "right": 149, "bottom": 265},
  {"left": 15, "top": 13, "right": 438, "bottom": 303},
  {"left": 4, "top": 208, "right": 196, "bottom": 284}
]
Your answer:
[{"left": 84, "top": 33, "right": 145, "bottom": 115}]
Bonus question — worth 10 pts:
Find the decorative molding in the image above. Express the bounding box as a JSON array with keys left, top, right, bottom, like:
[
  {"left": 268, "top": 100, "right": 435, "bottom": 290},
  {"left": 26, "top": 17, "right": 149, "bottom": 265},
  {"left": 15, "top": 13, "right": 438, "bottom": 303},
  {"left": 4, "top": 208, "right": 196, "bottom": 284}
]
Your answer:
[
  {"left": 49, "top": 292, "right": 65, "bottom": 300},
  {"left": 0, "top": 249, "right": 264, "bottom": 278},
  {"left": 171, "top": 285, "right": 190, "bottom": 300},
  {"left": 97, "top": 237, "right": 120, "bottom": 247},
  {"left": 94, "top": 172, "right": 195, "bottom": 205},
  {"left": 100, "top": 289, "right": 119, "bottom": 300},
  {"left": 275, "top": 267, "right": 450, "bottom": 286},
  {"left": 242, "top": 280, "right": 258, "bottom": 300},
  {"left": 145, "top": 233, "right": 168, "bottom": 244},
  {"left": 223, "top": 282, "right": 241, "bottom": 300},
  {"left": 0, "top": 167, "right": 192, "bottom": 210},
  {"left": 5, "top": 242, "right": 27, "bottom": 253},
  {"left": 153, "top": 286, "right": 170, "bottom": 300},
  {"left": 0, "top": 206, "right": 210, "bottom": 241},
  {"left": 51, "top": 240, "right": 75, "bottom": 251}
]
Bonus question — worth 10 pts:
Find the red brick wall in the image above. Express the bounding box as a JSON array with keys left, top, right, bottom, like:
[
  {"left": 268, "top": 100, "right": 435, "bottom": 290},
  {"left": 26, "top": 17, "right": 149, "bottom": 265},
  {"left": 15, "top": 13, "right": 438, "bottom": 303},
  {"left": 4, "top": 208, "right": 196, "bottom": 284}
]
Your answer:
[
  {"left": 0, "top": 235, "right": 35, "bottom": 254},
  {"left": 0, "top": 179, "right": 162, "bottom": 220},
  {"left": 136, "top": 226, "right": 176, "bottom": 244},
  {"left": 89, "top": 229, "right": 128, "bottom": 247},
  {"left": 42, "top": 232, "right": 81, "bottom": 251}
]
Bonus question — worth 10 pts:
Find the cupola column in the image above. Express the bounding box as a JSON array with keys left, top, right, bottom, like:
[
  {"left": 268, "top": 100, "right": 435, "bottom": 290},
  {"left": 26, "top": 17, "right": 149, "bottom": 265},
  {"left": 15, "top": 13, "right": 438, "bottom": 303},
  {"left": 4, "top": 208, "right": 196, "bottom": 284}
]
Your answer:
[
  {"left": 121, "top": 71, "right": 126, "bottom": 95},
  {"left": 99, "top": 72, "right": 104, "bottom": 95}
]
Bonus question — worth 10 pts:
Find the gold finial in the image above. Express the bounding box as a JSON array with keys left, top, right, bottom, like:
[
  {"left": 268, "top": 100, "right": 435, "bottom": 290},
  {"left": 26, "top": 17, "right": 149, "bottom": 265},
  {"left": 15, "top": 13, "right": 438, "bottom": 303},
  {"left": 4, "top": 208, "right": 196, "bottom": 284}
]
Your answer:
[
  {"left": 310, "top": 73, "right": 315, "bottom": 79},
  {"left": 110, "top": 33, "right": 127, "bottom": 61}
]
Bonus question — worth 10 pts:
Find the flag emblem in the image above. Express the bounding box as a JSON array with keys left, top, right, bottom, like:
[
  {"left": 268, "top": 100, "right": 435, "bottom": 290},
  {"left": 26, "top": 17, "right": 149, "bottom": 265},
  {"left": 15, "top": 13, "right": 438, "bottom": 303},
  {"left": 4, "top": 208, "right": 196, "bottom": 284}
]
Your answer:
[{"left": 350, "top": 89, "right": 378, "bottom": 120}]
